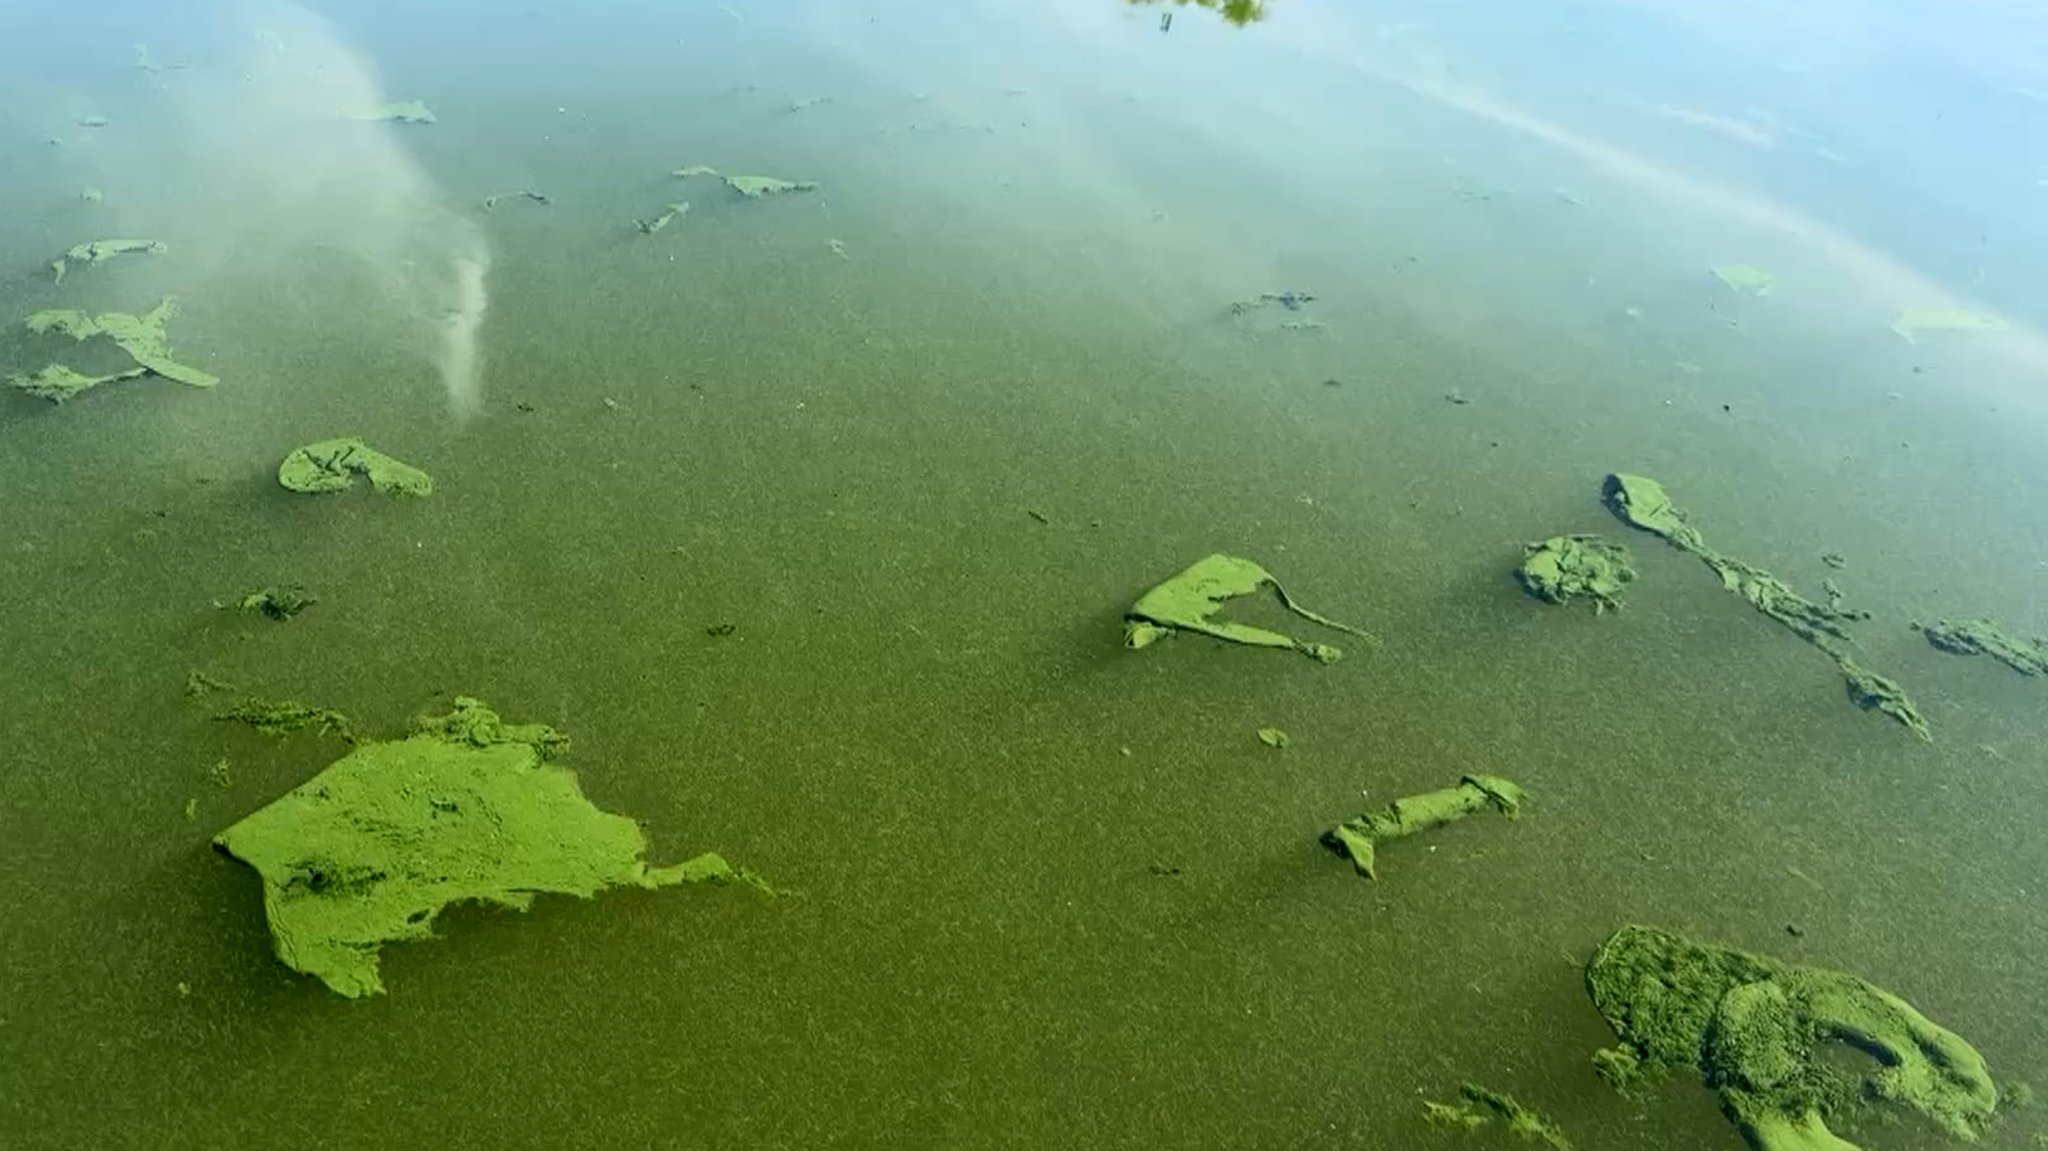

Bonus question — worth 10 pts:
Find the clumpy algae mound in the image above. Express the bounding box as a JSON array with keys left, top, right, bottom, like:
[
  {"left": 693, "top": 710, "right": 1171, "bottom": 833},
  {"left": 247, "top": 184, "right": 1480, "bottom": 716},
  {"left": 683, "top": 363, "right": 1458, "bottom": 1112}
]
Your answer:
[
  {"left": 1585, "top": 924, "right": 1997, "bottom": 1151},
  {"left": 1517, "top": 534, "right": 1635, "bottom": 613},
  {"left": 214, "top": 697, "right": 766, "bottom": 997},
  {"left": 277, "top": 437, "right": 433, "bottom": 496}
]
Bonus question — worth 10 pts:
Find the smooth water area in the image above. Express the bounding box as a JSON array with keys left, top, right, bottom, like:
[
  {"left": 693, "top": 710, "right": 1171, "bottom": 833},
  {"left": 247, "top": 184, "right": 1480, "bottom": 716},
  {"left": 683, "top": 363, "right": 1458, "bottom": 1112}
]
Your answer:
[{"left": 3, "top": 1, "right": 2047, "bottom": 1147}]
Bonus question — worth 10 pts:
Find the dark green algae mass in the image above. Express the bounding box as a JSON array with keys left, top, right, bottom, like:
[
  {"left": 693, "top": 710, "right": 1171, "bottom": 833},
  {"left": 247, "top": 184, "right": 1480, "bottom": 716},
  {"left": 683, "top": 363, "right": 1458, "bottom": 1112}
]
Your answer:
[
  {"left": 214, "top": 697, "right": 768, "bottom": 998},
  {"left": 1586, "top": 925, "right": 1997, "bottom": 1151}
]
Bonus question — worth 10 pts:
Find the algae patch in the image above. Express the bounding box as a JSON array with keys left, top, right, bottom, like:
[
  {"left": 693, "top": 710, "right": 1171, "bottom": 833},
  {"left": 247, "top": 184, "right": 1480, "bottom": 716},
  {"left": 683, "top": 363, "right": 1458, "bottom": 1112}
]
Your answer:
[
  {"left": 278, "top": 437, "right": 433, "bottom": 496},
  {"left": 1713, "top": 265, "right": 1778, "bottom": 296},
  {"left": 1322, "top": 775, "right": 1523, "bottom": 880},
  {"left": 1517, "top": 534, "right": 1635, "bottom": 613},
  {"left": 13, "top": 297, "right": 217, "bottom": 401},
  {"left": 1603, "top": 473, "right": 1928, "bottom": 741},
  {"left": 1586, "top": 924, "right": 1998, "bottom": 1151},
  {"left": 50, "top": 238, "right": 165, "bottom": 283},
  {"left": 234, "top": 585, "right": 317, "bottom": 622},
  {"left": 1890, "top": 308, "right": 2007, "bottom": 344},
  {"left": 1122, "top": 553, "right": 1374, "bottom": 663},
  {"left": 1915, "top": 618, "right": 2048, "bottom": 677},
  {"left": 1453, "top": 1084, "right": 1571, "bottom": 1149},
  {"left": 350, "top": 100, "right": 436, "bottom": 124},
  {"left": 634, "top": 201, "right": 690, "bottom": 235},
  {"left": 672, "top": 165, "right": 818, "bottom": 199},
  {"left": 214, "top": 697, "right": 768, "bottom": 997}
]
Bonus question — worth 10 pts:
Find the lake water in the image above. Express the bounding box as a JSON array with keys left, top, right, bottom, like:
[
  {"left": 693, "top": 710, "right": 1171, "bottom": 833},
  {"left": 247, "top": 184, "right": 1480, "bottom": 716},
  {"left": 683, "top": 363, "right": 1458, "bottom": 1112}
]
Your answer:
[{"left": 3, "top": 1, "right": 2046, "bottom": 1148}]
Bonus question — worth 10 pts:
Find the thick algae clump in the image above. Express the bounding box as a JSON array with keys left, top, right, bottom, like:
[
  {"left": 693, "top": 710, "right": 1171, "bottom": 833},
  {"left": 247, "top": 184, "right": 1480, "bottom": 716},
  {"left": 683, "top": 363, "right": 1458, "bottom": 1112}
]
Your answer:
[
  {"left": 1603, "top": 473, "right": 1928, "bottom": 740},
  {"left": 1517, "top": 534, "right": 1635, "bottom": 613},
  {"left": 1586, "top": 925, "right": 1997, "bottom": 1151},
  {"left": 278, "top": 437, "right": 432, "bottom": 496},
  {"left": 215, "top": 697, "right": 760, "bottom": 997},
  {"left": 1123, "top": 553, "right": 1374, "bottom": 663},
  {"left": 1915, "top": 618, "right": 2048, "bottom": 677}
]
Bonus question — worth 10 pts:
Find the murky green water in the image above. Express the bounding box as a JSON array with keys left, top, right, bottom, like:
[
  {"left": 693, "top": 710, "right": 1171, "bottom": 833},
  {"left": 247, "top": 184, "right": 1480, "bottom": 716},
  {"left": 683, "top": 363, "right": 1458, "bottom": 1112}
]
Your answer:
[{"left": 4, "top": 1, "right": 2047, "bottom": 1148}]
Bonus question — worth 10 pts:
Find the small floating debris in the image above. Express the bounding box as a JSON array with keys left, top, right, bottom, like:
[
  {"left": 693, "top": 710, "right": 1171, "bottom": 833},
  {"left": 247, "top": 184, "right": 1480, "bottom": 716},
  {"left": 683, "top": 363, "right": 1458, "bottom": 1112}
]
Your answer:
[
  {"left": 134, "top": 44, "right": 187, "bottom": 73},
  {"left": 78, "top": 115, "right": 110, "bottom": 129},
  {"left": 1711, "top": 264, "right": 1777, "bottom": 296},
  {"left": 1256, "top": 727, "right": 1290, "bottom": 749},
  {"left": 1228, "top": 289, "right": 1316, "bottom": 315},
  {"left": 349, "top": 100, "right": 436, "bottom": 124},
  {"left": 50, "top": 237, "right": 166, "bottom": 283},
  {"left": 277, "top": 437, "right": 433, "bottom": 496},
  {"left": 1890, "top": 307, "right": 2007, "bottom": 344},
  {"left": 1322, "top": 775, "right": 1524, "bottom": 880},
  {"left": 481, "top": 190, "right": 551, "bottom": 211},
  {"left": 634, "top": 201, "right": 690, "bottom": 234},
  {"left": 1915, "top": 618, "right": 2048, "bottom": 677},
  {"left": 1516, "top": 534, "right": 1635, "bottom": 614},
  {"left": 233, "top": 584, "right": 318, "bottom": 622},
  {"left": 1123, "top": 553, "right": 1375, "bottom": 664},
  {"left": 672, "top": 165, "right": 819, "bottom": 199},
  {"left": 79, "top": 187, "right": 104, "bottom": 204},
  {"left": 783, "top": 96, "right": 831, "bottom": 114},
  {"left": 827, "top": 238, "right": 849, "bottom": 259}
]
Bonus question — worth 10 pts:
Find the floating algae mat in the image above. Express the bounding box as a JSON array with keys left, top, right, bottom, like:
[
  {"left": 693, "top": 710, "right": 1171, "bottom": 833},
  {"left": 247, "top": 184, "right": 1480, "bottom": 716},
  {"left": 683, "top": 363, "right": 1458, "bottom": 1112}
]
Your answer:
[
  {"left": 1517, "top": 534, "right": 1635, "bottom": 613},
  {"left": 1712, "top": 264, "right": 1779, "bottom": 296},
  {"left": 1602, "top": 473, "right": 1928, "bottom": 741},
  {"left": 348, "top": 100, "right": 436, "bottom": 124},
  {"left": 1889, "top": 308, "right": 2007, "bottom": 344},
  {"left": 1423, "top": 1084, "right": 1571, "bottom": 1149},
  {"left": 214, "top": 697, "right": 768, "bottom": 997},
  {"left": 1322, "top": 774, "right": 1523, "bottom": 880},
  {"left": 50, "top": 237, "right": 165, "bottom": 283},
  {"left": 1915, "top": 617, "right": 2048, "bottom": 677},
  {"left": 1585, "top": 924, "right": 1998, "bottom": 1151},
  {"left": 12, "top": 297, "right": 217, "bottom": 401},
  {"left": 672, "top": 164, "right": 818, "bottom": 199},
  {"left": 1122, "top": 553, "right": 1374, "bottom": 663},
  {"left": 278, "top": 437, "right": 433, "bottom": 496}
]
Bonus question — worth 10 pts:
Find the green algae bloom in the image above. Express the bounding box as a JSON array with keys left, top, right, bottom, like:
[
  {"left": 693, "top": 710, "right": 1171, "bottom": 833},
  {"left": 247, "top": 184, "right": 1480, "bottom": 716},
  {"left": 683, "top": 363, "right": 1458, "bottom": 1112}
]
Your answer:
[
  {"left": 1603, "top": 473, "right": 1928, "bottom": 741},
  {"left": 214, "top": 697, "right": 768, "bottom": 997},
  {"left": 672, "top": 165, "right": 818, "bottom": 199},
  {"left": 1586, "top": 924, "right": 1997, "bottom": 1151},
  {"left": 350, "top": 100, "right": 436, "bottom": 124},
  {"left": 278, "top": 437, "right": 433, "bottom": 496},
  {"left": 50, "top": 237, "right": 165, "bottom": 283},
  {"left": 1322, "top": 775, "right": 1523, "bottom": 880},
  {"left": 1915, "top": 617, "right": 2048, "bottom": 677},
  {"left": 13, "top": 297, "right": 217, "bottom": 400},
  {"left": 1712, "top": 264, "right": 1778, "bottom": 296},
  {"left": 1123, "top": 553, "right": 1374, "bottom": 663},
  {"left": 1517, "top": 534, "right": 1635, "bottom": 613}
]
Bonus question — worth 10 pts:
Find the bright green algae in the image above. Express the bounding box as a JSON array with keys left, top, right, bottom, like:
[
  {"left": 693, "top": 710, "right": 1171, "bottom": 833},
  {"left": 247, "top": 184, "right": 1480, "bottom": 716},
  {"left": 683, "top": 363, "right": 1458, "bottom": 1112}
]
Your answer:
[
  {"left": 214, "top": 697, "right": 765, "bottom": 997},
  {"left": 1586, "top": 925, "right": 1997, "bottom": 1151},
  {"left": 1603, "top": 473, "right": 1928, "bottom": 741},
  {"left": 1122, "top": 553, "right": 1374, "bottom": 663},
  {"left": 277, "top": 437, "right": 433, "bottom": 496},
  {"left": 1322, "top": 775, "right": 1523, "bottom": 880},
  {"left": 1517, "top": 534, "right": 1635, "bottom": 613},
  {"left": 13, "top": 297, "right": 217, "bottom": 400}
]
